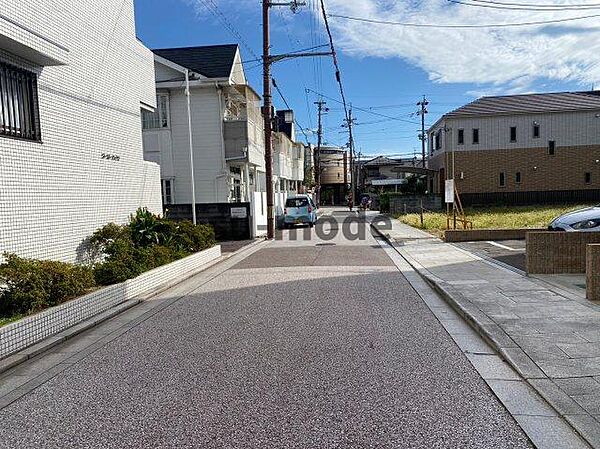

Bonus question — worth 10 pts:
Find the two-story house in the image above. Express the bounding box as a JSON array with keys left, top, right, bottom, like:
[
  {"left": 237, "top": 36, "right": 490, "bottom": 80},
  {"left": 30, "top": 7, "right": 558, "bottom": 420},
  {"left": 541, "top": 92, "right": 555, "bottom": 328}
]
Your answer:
[
  {"left": 0, "top": 0, "right": 161, "bottom": 263},
  {"left": 142, "top": 44, "right": 269, "bottom": 237},
  {"left": 428, "top": 91, "right": 600, "bottom": 205}
]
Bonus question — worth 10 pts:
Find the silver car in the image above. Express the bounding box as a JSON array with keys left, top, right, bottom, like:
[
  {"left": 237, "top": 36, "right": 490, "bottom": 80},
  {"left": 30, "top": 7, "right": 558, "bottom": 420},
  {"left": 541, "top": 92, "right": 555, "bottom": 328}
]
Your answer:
[{"left": 549, "top": 205, "right": 600, "bottom": 231}]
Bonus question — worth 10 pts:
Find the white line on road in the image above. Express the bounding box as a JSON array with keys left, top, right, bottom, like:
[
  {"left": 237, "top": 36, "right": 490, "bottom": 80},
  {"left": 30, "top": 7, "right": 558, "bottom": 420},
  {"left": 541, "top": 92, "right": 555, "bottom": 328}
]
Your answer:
[{"left": 486, "top": 241, "right": 521, "bottom": 252}]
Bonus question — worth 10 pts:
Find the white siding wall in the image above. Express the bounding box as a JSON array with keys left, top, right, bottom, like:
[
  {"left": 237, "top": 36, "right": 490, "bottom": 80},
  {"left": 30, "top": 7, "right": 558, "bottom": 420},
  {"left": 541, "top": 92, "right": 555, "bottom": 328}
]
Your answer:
[
  {"left": 431, "top": 110, "right": 600, "bottom": 155},
  {"left": 168, "top": 86, "right": 228, "bottom": 203},
  {"left": 0, "top": 0, "right": 161, "bottom": 263}
]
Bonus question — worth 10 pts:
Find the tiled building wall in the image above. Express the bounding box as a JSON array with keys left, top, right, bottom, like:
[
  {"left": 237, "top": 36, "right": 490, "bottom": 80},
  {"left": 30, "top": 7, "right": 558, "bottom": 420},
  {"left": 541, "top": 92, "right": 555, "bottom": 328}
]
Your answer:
[
  {"left": 0, "top": 0, "right": 161, "bottom": 263},
  {"left": 429, "top": 146, "right": 600, "bottom": 194}
]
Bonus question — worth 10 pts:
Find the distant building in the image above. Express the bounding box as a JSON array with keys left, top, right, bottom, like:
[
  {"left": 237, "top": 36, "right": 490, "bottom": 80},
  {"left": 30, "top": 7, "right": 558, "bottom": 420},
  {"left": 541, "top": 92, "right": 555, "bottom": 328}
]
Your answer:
[
  {"left": 317, "top": 147, "right": 350, "bottom": 205},
  {"left": 360, "top": 156, "right": 417, "bottom": 192},
  {"left": 428, "top": 91, "right": 600, "bottom": 205},
  {"left": 0, "top": 0, "right": 161, "bottom": 263}
]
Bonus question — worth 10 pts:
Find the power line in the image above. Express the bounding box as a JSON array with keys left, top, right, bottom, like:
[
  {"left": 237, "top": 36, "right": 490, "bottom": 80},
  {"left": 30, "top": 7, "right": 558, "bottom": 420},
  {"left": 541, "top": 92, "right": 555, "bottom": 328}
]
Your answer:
[
  {"left": 448, "top": 0, "right": 600, "bottom": 11},
  {"left": 327, "top": 12, "right": 600, "bottom": 28},
  {"left": 198, "top": 0, "right": 259, "bottom": 59},
  {"left": 319, "top": 0, "right": 349, "bottom": 122},
  {"left": 306, "top": 88, "right": 428, "bottom": 125}
]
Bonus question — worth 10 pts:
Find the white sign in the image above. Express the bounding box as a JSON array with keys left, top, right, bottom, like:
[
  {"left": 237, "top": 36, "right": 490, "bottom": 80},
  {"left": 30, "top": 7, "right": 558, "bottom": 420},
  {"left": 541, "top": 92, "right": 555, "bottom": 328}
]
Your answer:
[
  {"left": 230, "top": 207, "right": 247, "bottom": 219},
  {"left": 445, "top": 179, "right": 455, "bottom": 204},
  {"left": 371, "top": 179, "right": 408, "bottom": 186}
]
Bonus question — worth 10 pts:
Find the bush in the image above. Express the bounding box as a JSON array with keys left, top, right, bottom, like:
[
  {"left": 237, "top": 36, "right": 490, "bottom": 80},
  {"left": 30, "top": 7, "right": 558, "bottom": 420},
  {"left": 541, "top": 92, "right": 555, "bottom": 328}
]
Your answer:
[
  {"left": 0, "top": 254, "right": 95, "bottom": 316},
  {"left": 89, "top": 209, "right": 216, "bottom": 286}
]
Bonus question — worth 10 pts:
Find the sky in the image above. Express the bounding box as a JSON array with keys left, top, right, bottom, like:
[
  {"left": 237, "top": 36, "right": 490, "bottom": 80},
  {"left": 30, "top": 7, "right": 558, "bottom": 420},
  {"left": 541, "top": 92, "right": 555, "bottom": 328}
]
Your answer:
[{"left": 133, "top": 0, "right": 600, "bottom": 159}]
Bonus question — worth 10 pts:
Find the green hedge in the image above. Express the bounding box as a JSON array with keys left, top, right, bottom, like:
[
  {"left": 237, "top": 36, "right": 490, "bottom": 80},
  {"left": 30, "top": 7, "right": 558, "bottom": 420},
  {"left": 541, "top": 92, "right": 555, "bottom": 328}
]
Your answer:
[
  {"left": 0, "top": 209, "right": 216, "bottom": 322},
  {"left": 0, "top": 254, "right": 95, "bottom": 317}
]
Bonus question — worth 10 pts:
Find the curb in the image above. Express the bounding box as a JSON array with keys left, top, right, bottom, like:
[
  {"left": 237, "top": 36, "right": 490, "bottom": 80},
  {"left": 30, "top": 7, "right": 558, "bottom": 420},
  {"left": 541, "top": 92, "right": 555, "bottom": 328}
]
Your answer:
[
  {"left": 370, "top": 222, "right": 599, "bottom": 449},
  {"left": 0, "top": 239, "right": 266, "bottom": 377}
]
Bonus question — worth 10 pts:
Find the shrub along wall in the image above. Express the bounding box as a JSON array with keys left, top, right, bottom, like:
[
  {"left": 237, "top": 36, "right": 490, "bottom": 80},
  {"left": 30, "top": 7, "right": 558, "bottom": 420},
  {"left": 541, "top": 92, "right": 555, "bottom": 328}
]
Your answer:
[{"left": 0, "top": 209, "right": 216, "bottom": 324}]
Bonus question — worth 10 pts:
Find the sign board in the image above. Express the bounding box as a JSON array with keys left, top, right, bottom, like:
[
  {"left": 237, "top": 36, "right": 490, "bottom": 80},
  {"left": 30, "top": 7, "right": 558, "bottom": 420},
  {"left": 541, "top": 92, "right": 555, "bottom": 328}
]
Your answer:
[
  {"left": 445, "top": 179, "right": 455, "bottom": 204},
  {"left": 230, "top": 207, "right": 247, "bottom": 219},
  {"left": 372, "top": 179, "right": 408, "bottom": 186}
]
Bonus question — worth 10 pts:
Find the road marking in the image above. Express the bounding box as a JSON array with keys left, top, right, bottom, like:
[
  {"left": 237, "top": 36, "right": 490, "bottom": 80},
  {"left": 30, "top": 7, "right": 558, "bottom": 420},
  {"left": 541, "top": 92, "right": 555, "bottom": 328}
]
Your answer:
[{"left": 486, "top": 241, "right": 521, "bottom": 252}]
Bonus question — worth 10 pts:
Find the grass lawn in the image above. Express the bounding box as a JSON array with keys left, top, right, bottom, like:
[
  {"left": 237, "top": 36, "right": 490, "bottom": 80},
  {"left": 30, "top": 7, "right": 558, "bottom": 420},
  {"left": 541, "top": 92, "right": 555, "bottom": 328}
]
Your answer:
[{"left": 397, "top": 204, "right": 594, "bottom": 236}]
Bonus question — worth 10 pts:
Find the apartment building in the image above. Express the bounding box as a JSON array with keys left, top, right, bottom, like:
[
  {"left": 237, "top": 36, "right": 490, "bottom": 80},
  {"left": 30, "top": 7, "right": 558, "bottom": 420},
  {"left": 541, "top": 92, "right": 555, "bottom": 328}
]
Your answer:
[
  {"left": 428, "top": 91, "right": 600, "bottom": 204},
  {"left": 143, "top": 44, "right": 265, "bottom": 207},
  {"left": 0, "top": 0, "right": 161, "bottom": 262}
]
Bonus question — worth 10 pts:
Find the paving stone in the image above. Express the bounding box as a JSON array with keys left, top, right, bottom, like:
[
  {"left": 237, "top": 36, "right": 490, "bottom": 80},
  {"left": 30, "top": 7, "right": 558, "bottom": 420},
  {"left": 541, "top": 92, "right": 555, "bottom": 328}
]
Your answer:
[
  {"left": 450, "top": 333, "right": 496, "bottom": 355},
  {"left": 558, "top": 343, "right": 600, "bottom": 359},
  {"left": 487, "top": 380, "right": 557, "bottom": 417},
  {"left": 564, "top": 415, "right": 600, "bottom": 449},
  {"left": 514, "top": 416, "right": 591, "bottom": 449},
  {"left": 466, "top": 354, "right": 521, "bottom": 381},
  {"left": 0, "top": 375, "right": 30, "bottom": 398},
  {"left": 538, "top": 357, "right": 600, "bottom": 378},
  {"left": 501, "top": 348, "right": 546, "bottom": 379},
  {"left": 572, "top": 394, "right": 600, "bottom": 416},
  {"left": 528, "top": 379, "right": 588, "bottom": 416},
  {"left": 554, "top": 378, "right": 600, "bottom": 396}
]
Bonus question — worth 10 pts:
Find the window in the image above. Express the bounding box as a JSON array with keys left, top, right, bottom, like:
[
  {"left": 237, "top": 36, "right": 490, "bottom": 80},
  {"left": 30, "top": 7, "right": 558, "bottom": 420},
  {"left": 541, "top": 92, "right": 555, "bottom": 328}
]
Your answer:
[
  {"left": 0, "top": 61, "right": 41, "bottom": 141},
  {"left": 435, "top": 131, "right": 441, "bottom": 150},
  {"left": 472, "top": 128, "right": 479, "bottom": 144},
  {"left": 162, "top": 180, "right": 173, "bottom": 205},
  {"left": 515, "top": 172, "right": 521, "bottom": 184},
  {"left": 533, "top": 123, "right": 540, "bottom": 138},
  {"left": 499, "top": 172, "right": 506, "bottom": 187},
  {"left": 457, "top": 129, "right": 464, "bottom": 145},
  {"left": 585, "top": 172, "right": 592, "bottom": 184},
  {"left": 510, "top": 126, "right": 517, "bottom": 142},
  {"left": 548, "top": 140, "right": 556, "bottom": 155},
  {"left": 286, "top": 197, "right": 308, "bottom": 208},
  {"left": 142, "top": 94, "right": 169, "bottom": 129}
]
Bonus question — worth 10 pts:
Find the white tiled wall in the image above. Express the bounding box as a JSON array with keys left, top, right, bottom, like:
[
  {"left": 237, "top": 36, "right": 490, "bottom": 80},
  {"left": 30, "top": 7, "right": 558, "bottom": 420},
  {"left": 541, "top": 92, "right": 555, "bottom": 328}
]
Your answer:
[{"left": 0, "top": 0, "right": 161, "bottom": 263}]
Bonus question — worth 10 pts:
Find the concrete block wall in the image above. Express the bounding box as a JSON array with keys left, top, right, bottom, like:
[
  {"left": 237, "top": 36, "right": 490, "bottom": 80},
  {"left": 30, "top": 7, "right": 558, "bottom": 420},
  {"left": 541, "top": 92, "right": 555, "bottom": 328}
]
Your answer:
[
  {"left": 587, "top": 244, "right": 600, "bottom": 301},
  {"left": 526, "top": 231, "right": 600, "bottom": 274},
  {"left": 0, "top": 0, "right": 161, "bottom": 263}
]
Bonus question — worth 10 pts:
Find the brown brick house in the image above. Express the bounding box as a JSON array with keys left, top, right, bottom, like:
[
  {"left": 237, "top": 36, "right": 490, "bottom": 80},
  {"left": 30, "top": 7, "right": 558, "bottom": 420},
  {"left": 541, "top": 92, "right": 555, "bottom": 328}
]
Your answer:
[{"left": 428, "top": 91, "right": 600, "bottom": 205}]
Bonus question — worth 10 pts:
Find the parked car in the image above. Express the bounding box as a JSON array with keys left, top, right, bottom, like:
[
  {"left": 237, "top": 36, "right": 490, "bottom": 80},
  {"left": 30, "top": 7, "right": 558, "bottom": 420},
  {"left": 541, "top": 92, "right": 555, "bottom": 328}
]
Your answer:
[
  {"left": 549, "top": 205, "right": 600, "bottom": 231},
  {"left": 283, "top": 195, "right": 318, "bottom": 228}
]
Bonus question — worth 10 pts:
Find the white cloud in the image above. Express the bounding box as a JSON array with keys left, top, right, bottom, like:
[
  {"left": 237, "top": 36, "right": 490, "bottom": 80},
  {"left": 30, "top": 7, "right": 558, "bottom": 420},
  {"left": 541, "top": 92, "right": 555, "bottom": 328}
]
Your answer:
[
  {"left": 323, "top": 0, "right": 600, "bottom": 93},
  {"left": 183, "top": 0, "right": 600, "bottom": 94}
]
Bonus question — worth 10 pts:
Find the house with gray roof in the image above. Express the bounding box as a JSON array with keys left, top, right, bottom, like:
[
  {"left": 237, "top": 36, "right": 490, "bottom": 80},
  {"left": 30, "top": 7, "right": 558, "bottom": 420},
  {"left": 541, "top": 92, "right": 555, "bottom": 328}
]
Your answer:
[
  {"left": 142, "top": 44, "right": 306, "bottom": 238},
  {"left": 427, "top": 91, "right": 600, "bottom": 205}
]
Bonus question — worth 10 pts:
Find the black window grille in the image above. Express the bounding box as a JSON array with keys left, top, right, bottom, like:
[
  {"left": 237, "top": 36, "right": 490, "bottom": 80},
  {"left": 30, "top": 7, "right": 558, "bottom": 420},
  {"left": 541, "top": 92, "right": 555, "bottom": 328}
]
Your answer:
[
  {"left": 510, "top": 126, "right": 517, "bottom": 142},
  {"left": 457, "top": 129, "right": 464, "bottom": 145},
  {"left": 0, "top": 61, "right": 41, "bottom": 141},
  {"left": 472, "top": 128, "right": 479, "bottom": 144},
  {"left": 499, "top": 172, "right": 506, "bottom": 187}
]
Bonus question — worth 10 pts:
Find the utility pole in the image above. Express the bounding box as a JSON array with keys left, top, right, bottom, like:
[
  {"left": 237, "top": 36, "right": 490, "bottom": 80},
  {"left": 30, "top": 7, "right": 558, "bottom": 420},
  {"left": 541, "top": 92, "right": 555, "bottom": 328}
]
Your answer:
[
  {"left": 417, "top": 95, "right": 429, "bottom": 168},
  {"left": 314, "top": 99, "right": 327, "bottom": 206},
  {"left": 262, "top": 0, "right": 330, "bottom": 238},
  {"left": 344, "top": 106, "right": 356, "bottom": 198}
]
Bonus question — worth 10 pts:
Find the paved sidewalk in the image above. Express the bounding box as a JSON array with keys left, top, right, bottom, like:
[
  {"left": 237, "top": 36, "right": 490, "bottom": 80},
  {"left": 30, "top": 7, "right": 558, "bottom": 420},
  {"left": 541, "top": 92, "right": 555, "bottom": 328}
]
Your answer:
[{"left": 373, "top": 217, "right": 600, "bottom": 448}]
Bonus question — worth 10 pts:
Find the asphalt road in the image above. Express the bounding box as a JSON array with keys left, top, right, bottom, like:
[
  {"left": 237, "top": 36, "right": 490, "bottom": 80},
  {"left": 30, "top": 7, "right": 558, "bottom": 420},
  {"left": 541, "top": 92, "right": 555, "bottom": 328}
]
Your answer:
[{"left": 0, "top": 209, "right": 533, "bottom": 448}]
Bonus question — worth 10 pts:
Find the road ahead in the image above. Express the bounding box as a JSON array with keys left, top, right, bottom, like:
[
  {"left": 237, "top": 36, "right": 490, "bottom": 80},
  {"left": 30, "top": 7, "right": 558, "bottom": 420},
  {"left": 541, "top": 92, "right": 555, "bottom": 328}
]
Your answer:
[{"left": 0, "top": 209, "right": 533, "bottom": 448}]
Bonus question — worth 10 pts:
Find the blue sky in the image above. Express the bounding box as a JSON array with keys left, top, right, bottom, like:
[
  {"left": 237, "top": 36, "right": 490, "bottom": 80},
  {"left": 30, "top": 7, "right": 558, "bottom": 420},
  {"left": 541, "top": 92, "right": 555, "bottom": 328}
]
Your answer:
[{"left": 134, "top": 0, "right": 600, "bottom": 158}]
